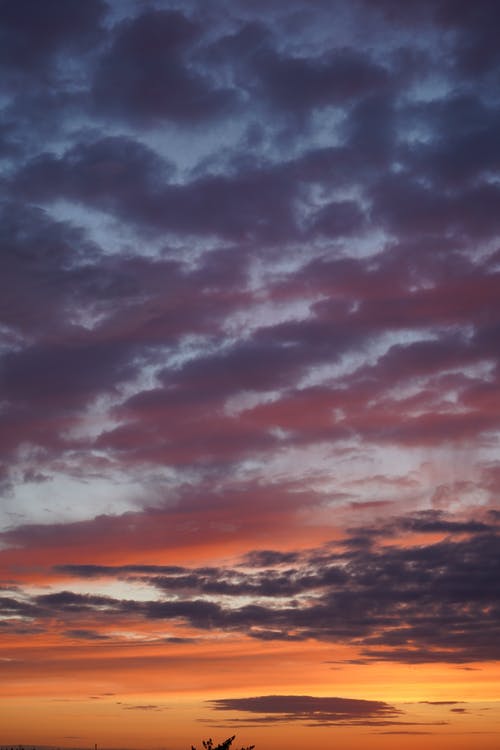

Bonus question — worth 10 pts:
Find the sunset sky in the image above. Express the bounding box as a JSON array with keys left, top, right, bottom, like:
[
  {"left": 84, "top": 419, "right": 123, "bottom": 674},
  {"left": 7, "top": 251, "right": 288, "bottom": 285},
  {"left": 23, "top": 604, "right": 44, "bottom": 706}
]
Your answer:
[{"left": 1, "top": 1, "right": 500, "bottom": 749}]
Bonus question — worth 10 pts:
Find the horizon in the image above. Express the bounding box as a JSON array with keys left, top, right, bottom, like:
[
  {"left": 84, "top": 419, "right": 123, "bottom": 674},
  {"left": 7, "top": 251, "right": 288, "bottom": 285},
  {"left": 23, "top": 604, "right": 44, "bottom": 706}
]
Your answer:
[{"left": 1, "top": 1, "right": 499, "bottom": 749}]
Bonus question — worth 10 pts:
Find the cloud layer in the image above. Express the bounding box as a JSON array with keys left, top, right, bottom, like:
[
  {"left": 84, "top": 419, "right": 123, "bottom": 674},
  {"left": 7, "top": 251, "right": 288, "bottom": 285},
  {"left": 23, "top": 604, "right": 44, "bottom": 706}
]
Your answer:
[
  {"left": 0, "top": 510, "right": 497, "bottom": 666},
  {"left": 1, "top": 1, "right": 500, "bottom": 743}
]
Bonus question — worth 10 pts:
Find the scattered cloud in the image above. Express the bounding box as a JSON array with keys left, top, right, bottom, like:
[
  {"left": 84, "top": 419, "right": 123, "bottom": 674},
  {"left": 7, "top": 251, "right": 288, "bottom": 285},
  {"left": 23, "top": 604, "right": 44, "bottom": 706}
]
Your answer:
[
  {"left": 0, "top": 511, "right": 497, "bottom": 664},
  {"left": 1, "top": 0, "right": 499, "bottom": 735}
]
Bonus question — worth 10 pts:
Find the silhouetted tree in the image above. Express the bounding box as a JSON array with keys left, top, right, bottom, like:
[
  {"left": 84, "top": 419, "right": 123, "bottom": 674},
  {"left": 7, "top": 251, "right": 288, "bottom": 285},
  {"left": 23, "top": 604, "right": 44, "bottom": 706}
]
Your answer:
[{"left": 191, "top": 736, "right": 254, "bottom": 750}]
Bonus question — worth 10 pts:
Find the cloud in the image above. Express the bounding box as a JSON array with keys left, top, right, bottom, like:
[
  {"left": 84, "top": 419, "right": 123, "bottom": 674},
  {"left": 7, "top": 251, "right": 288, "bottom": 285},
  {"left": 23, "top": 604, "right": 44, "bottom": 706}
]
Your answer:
[
  {"left": 1, "top": 0, "right": 500, "bottom": 716},
  {"left": 380, "top": 729, "right": 435, "bottom": 735},
  {"left": 254, "top": 47, "right": 389, "bottom": 114},
  {"left": 92, "top": 9, "right": 235, "bottom": 124},
  {"left": 122, "top": 704, "right": 166, "bottom": 712},
  {"left": 1, "top": 511, "right": 498, "bottom": 664},
  {"left": 0, "top": 0, "right": 105, "bottom": 76},
  {"left": 64, "top": 629, "right": 111, "bottom": 640},
  {"left": 14, "top": 135, "right": 345, "bottom": 243},
  {"left": 208, "top": 694, "right": 401, "bottom": 726}
]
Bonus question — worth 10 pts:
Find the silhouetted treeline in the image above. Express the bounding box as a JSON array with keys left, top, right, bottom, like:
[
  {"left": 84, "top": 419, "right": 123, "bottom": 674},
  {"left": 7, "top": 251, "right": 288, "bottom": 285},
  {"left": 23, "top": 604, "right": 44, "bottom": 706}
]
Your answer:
[{"left": 191, "top": 736, "right": 254, "bottom": 750}]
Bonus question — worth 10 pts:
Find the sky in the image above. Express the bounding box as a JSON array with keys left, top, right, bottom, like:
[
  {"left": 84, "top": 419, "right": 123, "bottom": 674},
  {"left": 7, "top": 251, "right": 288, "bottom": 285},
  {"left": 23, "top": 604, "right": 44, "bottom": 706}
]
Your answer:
[{"left": 1, "top": 0, "right": 500, "bottom": 748}]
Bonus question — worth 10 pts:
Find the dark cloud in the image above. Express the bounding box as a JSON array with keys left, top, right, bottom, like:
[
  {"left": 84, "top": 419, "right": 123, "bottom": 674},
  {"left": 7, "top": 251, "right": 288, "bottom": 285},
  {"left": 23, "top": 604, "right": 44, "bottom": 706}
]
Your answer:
[
  {"left": 208, "top": 694, "right": 401, "bottom": 726},
  {"left": 0, "top": 595, "right": 38, "bottom": 618},
  {"left": 0, "top": 201, "right": 99, "bottom": 337},
  {"left": 15, "top": 135, "right": 174, "bottom": 204},
  {"left": 35, "top": 591, "right": 114, "bottom": 611},
  {"left": 254, "top": 48, "right": 389, "bottom": 114},
  {"left": 242, "top": 550, "right": 301, "bottom": 567},
  {"left": 370, "top": 172, "right": 500, "bottom": 239},
  {"left": 4, "top": 513, "right": 496, "bottom": 664},
  {"left": 378, "top": 731, "right": 436, "bottom": 735},
  {"left": 0, "top": 0, "right": 105, "bottom": 76},
  {"left": 437, "top": 0, "right": 500, "bottom": 75},
  {"left": 409, "top": 94, "right": 500, "bottom": 187},
  {"left": 56, "top": 564, "right": 186, "bottom": 577},
  {"left": 64, "top": 629, "right": 110, "bottom": 640},
  {"left": 92, "top": 9, "right": 235, "bottom": 124},
  {"left": 364, "top": 0, "right": 500, "bottom": 67},
  {"left": 14, "top": 136, "right": 307, "bottom": 242},
  {"left": 344, "top": 93, "right": 397, "bottom": 165},
  {"left": 14, "top": 133, "right": 382, "bottom": 245},
  {"left": 122, "top": 704, "right": 165, "bottom": 711},
  {"left": 310, "top": 199, "right": 366, "bottom": 237},
  {"left": 2, "top": 338, "right": 138, "bottom": 407}
]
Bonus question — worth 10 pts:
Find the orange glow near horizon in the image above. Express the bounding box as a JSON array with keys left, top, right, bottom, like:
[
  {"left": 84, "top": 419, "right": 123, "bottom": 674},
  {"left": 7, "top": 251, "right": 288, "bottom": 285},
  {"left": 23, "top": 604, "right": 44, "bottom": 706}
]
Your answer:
[
  {"left": 2, "top": 510, "right": 500, "bottom": 749},
  {"left": 2, "top": 513, "right": 500, "bottom": 749},
  {"left": 1, "top": 620, "right": 499, "bottom": 749},
  {"left": 1, "top": 694, "right": 500, "bottom": 750}
]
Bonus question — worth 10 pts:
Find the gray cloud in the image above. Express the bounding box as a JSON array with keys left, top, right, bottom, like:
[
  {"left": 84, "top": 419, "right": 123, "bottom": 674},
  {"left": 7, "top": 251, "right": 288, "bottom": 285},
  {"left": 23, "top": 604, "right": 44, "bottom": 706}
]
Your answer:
[
  {"left": 208, "top": 694, "right": 401, "bottom": 726},
  {"left": 3, "top": 513, "right": 492, "bottom": 663}
]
